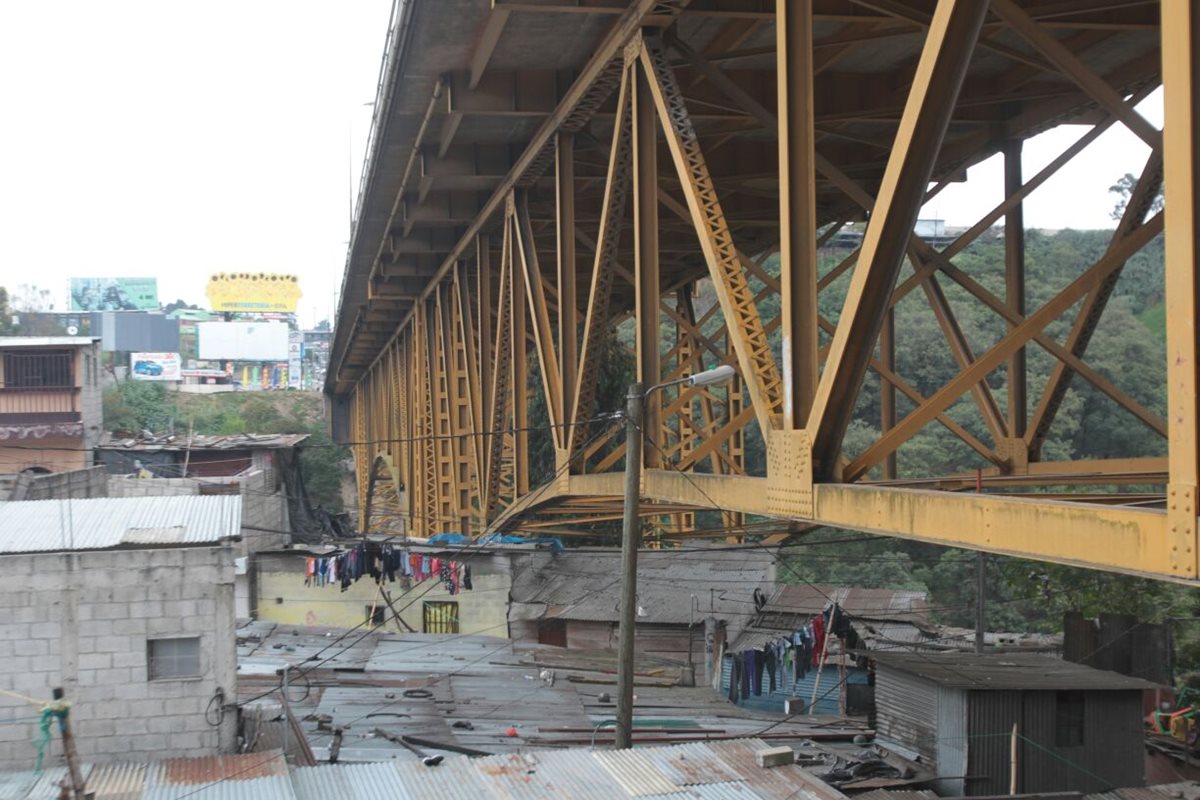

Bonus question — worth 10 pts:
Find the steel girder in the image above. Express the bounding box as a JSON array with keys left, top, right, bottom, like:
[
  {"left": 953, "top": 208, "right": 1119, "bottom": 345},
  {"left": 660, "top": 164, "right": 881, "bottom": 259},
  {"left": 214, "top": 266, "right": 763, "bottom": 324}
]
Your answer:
[{"left": 338, "top": 0, "right": 1199, "bottom": 582}]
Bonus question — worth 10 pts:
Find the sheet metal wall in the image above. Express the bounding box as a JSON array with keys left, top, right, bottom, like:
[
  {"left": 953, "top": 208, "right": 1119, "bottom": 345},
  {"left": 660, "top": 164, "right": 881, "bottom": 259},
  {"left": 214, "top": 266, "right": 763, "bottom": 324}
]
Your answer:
[
  {"left": 934, "top": 686, "right": 968, "bottom": 796},
  {"left": 966, "top": 689, "right": 1144, "bottom": 796},
  {"left": 876, "top": 667, "right": 939, "bottom": 764},
  {"left": 719, "top": 654, "right": 864, "bottom": 716}
]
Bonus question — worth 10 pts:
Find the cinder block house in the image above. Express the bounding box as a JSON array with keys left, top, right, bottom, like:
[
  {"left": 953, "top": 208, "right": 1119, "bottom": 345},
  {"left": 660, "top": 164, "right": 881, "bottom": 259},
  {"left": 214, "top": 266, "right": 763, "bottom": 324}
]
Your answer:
[{"left": 0, "top": 495, "right": 241, "bottom": 768}]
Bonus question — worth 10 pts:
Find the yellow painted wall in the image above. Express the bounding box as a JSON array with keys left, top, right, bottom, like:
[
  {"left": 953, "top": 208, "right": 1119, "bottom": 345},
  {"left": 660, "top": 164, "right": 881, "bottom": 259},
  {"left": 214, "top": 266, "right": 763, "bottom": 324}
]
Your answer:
[{"left": 255, "top": 555, "right": 512, "bottom": 636}]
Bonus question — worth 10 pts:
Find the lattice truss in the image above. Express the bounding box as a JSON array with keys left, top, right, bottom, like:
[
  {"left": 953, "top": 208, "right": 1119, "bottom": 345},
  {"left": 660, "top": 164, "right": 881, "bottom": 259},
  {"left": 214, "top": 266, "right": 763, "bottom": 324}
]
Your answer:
[{"left": 335, "top": 0, "right": 1200, "bottom": 582}]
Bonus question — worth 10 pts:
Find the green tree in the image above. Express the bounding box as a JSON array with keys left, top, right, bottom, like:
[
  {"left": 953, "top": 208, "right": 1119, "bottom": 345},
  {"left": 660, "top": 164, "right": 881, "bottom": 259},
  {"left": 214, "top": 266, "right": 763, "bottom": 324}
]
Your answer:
[{"left": 0, "top": 287, "right": 16, "bottom": 335}]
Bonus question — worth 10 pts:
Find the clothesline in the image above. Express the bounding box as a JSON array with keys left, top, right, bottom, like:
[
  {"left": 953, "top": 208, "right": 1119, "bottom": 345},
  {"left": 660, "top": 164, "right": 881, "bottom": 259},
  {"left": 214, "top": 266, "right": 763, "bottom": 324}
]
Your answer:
[
  {"left": 723, "top": 603, "right": 860, "bottom": 704},
  {"left": 303, "top": 542, "right": 473, "bottom": 595}
]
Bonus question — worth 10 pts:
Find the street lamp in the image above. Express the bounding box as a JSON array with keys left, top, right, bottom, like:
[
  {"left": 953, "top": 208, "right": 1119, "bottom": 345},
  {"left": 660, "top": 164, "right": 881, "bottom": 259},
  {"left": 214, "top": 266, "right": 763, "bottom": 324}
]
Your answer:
[{"left": 614, "top": 364, "right": 736, "bottom": 749}]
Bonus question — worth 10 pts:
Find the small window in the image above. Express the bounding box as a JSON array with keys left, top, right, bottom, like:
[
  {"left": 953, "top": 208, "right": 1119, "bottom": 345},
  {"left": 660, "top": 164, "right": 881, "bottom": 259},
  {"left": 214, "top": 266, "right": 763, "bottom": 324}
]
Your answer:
[
  {"left": 423, "top": 601, "right": 459, "bottom": 634},
  {"left": 147, "top": 637, "right": 201, "bottom": 680},
  {"left": 1055, "top": 690, "right": 1085, "bottom": 747},
  {"left": 366, "top": 605, "right": 385, "bottom": 627}
]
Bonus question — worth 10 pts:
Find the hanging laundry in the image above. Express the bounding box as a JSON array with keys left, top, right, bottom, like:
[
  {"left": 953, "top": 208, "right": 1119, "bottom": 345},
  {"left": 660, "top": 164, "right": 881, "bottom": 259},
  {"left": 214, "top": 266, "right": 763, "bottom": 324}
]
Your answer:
[
  {"left": 772, "top": 640, "right": 786, "bottom": 689},
  {"left": 728, "top": 653, "right": 742, "bottom": 702},
  {"left": 762, "top": 646, "right": 777, "bottom": 694}
]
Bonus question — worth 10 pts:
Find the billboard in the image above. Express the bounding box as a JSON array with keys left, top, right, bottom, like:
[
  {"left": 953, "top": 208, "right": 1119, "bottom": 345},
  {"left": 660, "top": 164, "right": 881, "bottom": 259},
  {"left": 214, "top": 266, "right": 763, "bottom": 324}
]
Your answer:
[
  {"left": 70, "top": 278, "right": 158, "bottom": 311},
  {"left": 206, "top": 273, "right": 302, "bottom": 313},
  {"left": 288, "top": 332, "right": 303, "bottom": 389},
  {"left": 197, "top": 321, "right": 290, "bottom": 361},
  {"left": 130, "top": 352, "right": 181, "bottom": 381}
]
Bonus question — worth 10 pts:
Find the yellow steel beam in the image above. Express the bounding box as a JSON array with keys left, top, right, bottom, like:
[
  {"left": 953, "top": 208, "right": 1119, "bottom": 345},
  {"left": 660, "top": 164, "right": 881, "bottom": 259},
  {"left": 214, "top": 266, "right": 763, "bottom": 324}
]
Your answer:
[
  {"left": 807, "top": 0, "right": 988, "bottom": 479},
  {"left": 635, "top": 55, "right": 663, "bottom": 469},
  {"left": 640, "top": 36, "right": 784, "bottom": 431},
  {"left": 568, "top": 63, "right": 633, "bottom": 461},
  {"left": 513, "top": 191, "right": 565, "bottom": 449},
  {"left": 488, "top": 468, "right": 1188, "bottom": 583},
  {"left": 777, "top": 0, "right": 820, "bottom": 429},
  {"left": 844, "top": 213, "right": 1164, "bottom": 481},
  {"left": 556, "top": 132, "right": 578, "bottom": 439},
  {"left": 1164, "top": 0, "right": 1200, "bottom": 579}
]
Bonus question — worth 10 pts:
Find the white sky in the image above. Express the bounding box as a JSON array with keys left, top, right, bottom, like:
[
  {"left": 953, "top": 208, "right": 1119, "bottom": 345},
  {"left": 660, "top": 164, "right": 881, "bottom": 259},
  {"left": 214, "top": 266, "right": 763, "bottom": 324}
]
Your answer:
[
  {"left": 0, "top": 1, "right": 392, "bottom": 327},
  {"left": 0, "top": 4, "right": 1162, "bottom": 327}
]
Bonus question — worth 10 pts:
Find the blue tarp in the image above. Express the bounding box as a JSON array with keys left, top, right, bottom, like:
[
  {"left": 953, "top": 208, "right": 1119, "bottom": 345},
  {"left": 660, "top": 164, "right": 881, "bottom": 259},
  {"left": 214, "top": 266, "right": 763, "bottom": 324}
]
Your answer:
[{"left": 426, "top": 532, "right": 565, "bottom": 554}]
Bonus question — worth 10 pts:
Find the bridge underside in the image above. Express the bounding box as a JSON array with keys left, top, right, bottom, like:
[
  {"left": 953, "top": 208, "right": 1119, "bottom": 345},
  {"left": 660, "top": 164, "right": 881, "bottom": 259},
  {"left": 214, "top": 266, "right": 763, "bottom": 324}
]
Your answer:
[{"left": 330, "top": 0, "right": 1200, "bottom": 583}]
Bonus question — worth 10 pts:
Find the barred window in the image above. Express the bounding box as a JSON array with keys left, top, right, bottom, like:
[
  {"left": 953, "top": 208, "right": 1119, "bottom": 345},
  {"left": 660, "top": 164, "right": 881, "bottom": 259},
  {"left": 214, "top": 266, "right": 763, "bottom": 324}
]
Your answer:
[
  {"left": 3, "top": 351, "right": 73, "bottom": 388},
  {"left": 423, "top": 601, "right": 459, "bottom": 634}
]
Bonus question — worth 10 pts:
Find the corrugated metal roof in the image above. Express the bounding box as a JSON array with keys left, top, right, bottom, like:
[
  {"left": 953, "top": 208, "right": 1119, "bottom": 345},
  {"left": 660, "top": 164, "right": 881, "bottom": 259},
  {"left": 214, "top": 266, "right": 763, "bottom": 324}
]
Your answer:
[
  {"left": 289, "top": 762, "right": 413, "bottom": 800},
  {"left": 98, "top": 433, "right": 310, "bottom": 452},
  {"left": 0, "top": 752, "right": 291, "bottom": 800},
  {"left": 291, "top": 739, "right": 853, "bottom": 800},
  {"left": 389, "top": 756, "right": 495, "bottom": 799},
  {"left": 593, "top": 748, "right": 691, "bottom": 795},
  {"left": 872, "top": 652, "right": 1162, "bottom": 690},
  {"left": 87, "top": 762, "right": 148, "bottom": 800},
  {"left": 639, "top": 741, "right": 743, "bottom": 786},
  {"left": 0, "top": 766, "right": 68, "bottom": 800},
  {"left": 765, "top": 586, "right": 931, "bottom": 625},
  {"left": 0, "top": 495, "right": 241, "bottom": 553},
  {"left": 140, "top": 751, "right": 294, "bottom": 800},
  {"left": 641, "top": 783, "right": 765, "bottom": 800},
  {"left": 509, "top": 549, "right": 773, "bottom": 625},
  {"left": 1091, "top": 784, "right": 1200, "bottom": 800},
  {"left": 471, "top": 750, "right": 612, "bottom": 799}
]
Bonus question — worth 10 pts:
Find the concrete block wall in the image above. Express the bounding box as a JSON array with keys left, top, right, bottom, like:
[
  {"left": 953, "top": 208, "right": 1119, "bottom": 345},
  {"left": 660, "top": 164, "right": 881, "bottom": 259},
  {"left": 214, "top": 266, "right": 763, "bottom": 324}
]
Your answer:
[
  {"left": 80, "top": 342, "right": 103, "bottom": 452},
  {"left": 107, "top": 476, "right": 199, "bottom": 498},
  {"left": 237, "top": 470, "right": 289, "bottom": 553},
  {"left": 0, "top": 546, "right": 238, "bottom": 768},
  {"left": 18, "top": 466, "right": 109, "bottom": 500}
]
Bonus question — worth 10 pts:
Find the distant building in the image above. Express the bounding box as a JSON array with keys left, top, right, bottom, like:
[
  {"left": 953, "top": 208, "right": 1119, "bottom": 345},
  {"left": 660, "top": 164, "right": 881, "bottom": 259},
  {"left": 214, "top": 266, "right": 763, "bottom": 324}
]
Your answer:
[
  {"left": 96, "top": 432, "right": 306, "bottom": 545},
  {"left": 12, "top": 312, "right": 180, "bottom": 356},
  {"left": 873, "top": 651, "right": 1159, "bottom": 796},
  {"left": 0, "top": 495, "right": 240, "bottom": 768},
  {"left": 0, "top": 337, "right": 102, "bottom": 475}
]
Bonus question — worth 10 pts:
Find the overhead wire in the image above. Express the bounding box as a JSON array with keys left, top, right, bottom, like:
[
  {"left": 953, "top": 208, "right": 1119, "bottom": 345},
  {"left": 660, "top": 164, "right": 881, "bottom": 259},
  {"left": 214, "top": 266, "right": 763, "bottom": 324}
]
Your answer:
[
  {"left": 636, "top": 427, "right": 996, "bottom": 689},
  {"left": 236, "top": 416, "right": 623, "bottom": 708}
]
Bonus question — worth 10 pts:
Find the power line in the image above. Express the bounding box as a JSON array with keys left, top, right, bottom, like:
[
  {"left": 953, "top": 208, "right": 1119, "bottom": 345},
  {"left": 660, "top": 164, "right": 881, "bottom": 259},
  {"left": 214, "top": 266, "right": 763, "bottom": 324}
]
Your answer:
[
  {"left": 237, "top": 417, "right": 622, "bottom": 707},
  {"left": 0, "top": 413, "right": 620, "bottom": 454}
]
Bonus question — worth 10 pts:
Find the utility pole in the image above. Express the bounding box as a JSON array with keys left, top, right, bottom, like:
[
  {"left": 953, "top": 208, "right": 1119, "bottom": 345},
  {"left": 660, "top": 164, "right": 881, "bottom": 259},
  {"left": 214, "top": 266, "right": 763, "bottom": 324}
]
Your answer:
[
  {"left": 615, "top": 365, "right": 734, "bottom": 749},
  {"left": 975, "top": 552, "right": 987, "bottom": 654},
  {"left": 51, "top": 688, "right": 86, "bottom": 800},
  {"left": 278, "top": 666, "right": 290, "bottom": 758},
  {"left": 974, "top": 468, "right": 986, "bottom": 655},
  {"left": 615, "top": 382, "right": 644, "bottom": 750}
]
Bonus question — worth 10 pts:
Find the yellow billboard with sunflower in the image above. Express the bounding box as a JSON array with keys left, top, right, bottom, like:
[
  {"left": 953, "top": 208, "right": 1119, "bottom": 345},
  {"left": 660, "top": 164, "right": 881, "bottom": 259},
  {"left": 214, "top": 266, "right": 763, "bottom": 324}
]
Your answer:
[{"left": 206, "top": 273, "right": 303, "bottom": 313}]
